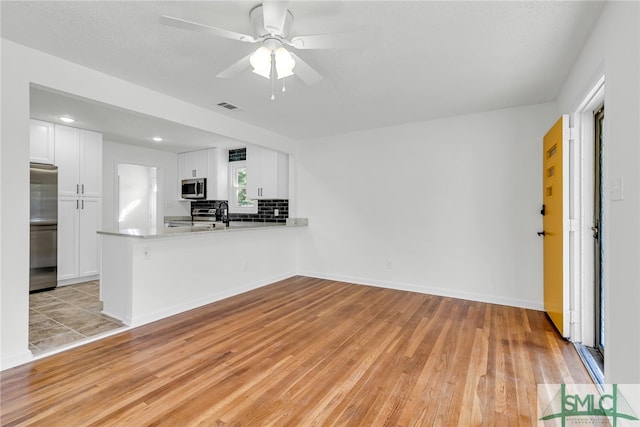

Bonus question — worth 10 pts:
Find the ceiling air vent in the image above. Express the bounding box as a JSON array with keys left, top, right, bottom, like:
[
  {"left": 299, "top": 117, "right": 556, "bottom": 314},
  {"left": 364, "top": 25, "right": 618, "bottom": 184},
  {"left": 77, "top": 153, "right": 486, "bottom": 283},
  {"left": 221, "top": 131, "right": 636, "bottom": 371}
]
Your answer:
[{"left": 217, "top": 102, "right": 239, "bottom": 111}]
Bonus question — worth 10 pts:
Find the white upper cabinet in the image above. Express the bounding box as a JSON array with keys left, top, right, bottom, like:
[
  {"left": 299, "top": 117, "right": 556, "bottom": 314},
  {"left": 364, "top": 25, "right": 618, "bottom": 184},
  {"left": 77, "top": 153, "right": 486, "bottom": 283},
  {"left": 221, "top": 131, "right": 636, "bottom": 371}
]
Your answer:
[
  {"left": 79, "top": 130, "right": 102, "bottom": 197},
  {"left": 246, "top": 145, "right": 288, "bottom": 200},
  {"left": 206, "top": 149, "right": 228, "bottom": 201},
  {"left": 179, "top": 150, "right": 208, "bottom": 180},
  {"left": 29, "top": 119, "right": 55, "bottom": 164},
  {"left": 55, "top": 125, "right": 80, "bottom": 196},
  {"left": 54, "top": 124, "right": 102, "bottom": 197},
  {"left": 178, "top": 148, "right": 228, "bottom": 200}
]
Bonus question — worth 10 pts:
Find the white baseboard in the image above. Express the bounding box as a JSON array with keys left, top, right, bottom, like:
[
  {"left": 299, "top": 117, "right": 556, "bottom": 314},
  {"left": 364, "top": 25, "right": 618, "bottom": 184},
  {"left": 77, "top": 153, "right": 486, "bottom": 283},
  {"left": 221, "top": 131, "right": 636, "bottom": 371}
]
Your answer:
[
  {"left": 1, "top": 351, "right": 34, "bottom": 371},
  {"left": 129, "top": 272, "right": 296, "bottom": 327},
  {"left": 298, "top": 271, "right": 544, "bottom": 311},
  {"left": 58, "top": 274, "right": 99, "bottom": 287}
]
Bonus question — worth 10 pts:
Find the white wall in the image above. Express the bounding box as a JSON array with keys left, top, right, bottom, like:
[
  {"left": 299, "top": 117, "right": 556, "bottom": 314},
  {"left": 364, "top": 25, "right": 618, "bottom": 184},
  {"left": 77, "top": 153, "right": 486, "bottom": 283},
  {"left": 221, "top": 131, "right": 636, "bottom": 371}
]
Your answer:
[
  {"left": 296, "top": 102, "right": 557, "bottom": 310},
  {"left": 103, "top": 140, "right": 189, "bottom": 229},
  {"left": 101, "top": 228, "right": 299, "bottom": 327},
  {"left": 0, "top": 39, "right": 295, "bottom": 369},
  {"left": 556, "top": 1, "right": 640, "bottom": 384}
]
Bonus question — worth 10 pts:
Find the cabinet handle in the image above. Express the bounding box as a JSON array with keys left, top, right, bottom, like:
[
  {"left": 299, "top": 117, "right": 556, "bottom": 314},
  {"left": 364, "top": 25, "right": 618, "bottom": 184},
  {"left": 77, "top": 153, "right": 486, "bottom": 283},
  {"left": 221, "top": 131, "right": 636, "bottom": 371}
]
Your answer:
[
  {"left": 76, "top": 200, "right": 79, "bottom": 210},
  {"left": 82, "top": 200, "right": 84, "bottom": 210},
  {"left": 76, "top": 184, "right": 79, "bottom": 194},
  {"left": 81, "top": 184, "right": 84, "bottom": 194}
]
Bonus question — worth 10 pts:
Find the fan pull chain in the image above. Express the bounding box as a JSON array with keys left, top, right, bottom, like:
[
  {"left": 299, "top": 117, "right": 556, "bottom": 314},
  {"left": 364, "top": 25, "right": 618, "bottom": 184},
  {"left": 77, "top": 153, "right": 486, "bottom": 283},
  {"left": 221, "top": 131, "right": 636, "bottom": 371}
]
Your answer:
[
  {"left": 271, "top": 76, "right": 275, "bottom": 101},
  {"left": 270, "top": 52, "right": 276, "bottom": 101}
]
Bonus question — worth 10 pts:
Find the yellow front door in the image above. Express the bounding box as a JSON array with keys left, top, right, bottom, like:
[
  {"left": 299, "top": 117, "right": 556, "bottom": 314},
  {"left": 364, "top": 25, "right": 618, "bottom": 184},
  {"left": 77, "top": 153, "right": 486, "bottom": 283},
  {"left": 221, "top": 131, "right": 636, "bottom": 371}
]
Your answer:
[{"left": 542, "top": 116, "right": 569, "bottom": 337}]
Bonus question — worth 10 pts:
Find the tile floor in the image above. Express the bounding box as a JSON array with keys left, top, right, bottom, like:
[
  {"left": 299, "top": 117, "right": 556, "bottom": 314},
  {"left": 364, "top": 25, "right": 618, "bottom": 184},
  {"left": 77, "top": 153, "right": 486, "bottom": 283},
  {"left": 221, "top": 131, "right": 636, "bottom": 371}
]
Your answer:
[{"left": 29, "top": 280, "right": 124, "bottom": 355}]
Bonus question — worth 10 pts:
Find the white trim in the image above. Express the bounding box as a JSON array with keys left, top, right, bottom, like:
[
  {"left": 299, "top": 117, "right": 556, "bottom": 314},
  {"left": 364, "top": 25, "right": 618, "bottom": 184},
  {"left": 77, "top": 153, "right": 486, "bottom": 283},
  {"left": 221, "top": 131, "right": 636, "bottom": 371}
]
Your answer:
[
  {"left": 0, "top": 351, "right": 34, "bottom": 371},
  {"left": 299, "top": 271, "right": 544, "bottom": 311},
  {"left": 570, "top": 74, "right": 605, "bottom": 347},
  {"left": 561, "top": 114, "right": 572, "bottom": 338},
  {"left": 228, "top": 160, "right": 258, "bottom": 214},
  {"left": 57, "top": 274, "right": 99, "bottom": 287}
]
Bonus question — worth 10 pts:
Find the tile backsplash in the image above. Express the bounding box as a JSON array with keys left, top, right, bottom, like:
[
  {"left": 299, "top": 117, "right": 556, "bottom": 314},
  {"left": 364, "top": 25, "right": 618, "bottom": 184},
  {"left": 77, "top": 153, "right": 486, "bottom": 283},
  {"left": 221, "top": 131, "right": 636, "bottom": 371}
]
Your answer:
[
  {"left": 228, "top": 148, "right": 247, "bottom": 162},
  {"left": 191, "top": 199, "right": 288, "bottom": 223}
]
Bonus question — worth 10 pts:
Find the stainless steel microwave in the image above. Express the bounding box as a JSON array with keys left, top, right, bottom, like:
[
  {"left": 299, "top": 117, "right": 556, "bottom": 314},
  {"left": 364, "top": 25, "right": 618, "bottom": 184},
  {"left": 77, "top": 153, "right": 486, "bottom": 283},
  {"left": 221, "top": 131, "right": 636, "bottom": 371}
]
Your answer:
[{"left": 181, "top": 178, "right": 206, "bottom": 199}]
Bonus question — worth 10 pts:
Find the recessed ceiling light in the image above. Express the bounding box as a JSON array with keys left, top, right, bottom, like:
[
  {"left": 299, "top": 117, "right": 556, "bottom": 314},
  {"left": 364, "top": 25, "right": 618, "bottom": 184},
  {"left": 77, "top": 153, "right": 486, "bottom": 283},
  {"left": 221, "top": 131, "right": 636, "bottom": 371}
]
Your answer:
[
  {"left": 59, "top": 115, "right": 75, "bottom": 123},
  {"left": 152, "top": 137, "right": 163, "bottom": 142}
]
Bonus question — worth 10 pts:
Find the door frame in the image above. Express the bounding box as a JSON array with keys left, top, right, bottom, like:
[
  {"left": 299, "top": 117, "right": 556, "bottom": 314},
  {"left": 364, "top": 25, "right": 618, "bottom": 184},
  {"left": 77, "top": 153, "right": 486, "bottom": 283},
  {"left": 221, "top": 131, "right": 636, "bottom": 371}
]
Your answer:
[{"left": 569, "top": 75, "right": 605, "bottom": 347}]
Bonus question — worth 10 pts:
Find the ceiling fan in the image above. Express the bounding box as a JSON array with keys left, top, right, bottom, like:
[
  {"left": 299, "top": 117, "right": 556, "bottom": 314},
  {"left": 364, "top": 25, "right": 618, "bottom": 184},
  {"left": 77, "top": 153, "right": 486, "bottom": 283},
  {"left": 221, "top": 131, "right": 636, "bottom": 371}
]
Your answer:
[{"left": 159, "top": 1, "right": 368, "bottom": 98}]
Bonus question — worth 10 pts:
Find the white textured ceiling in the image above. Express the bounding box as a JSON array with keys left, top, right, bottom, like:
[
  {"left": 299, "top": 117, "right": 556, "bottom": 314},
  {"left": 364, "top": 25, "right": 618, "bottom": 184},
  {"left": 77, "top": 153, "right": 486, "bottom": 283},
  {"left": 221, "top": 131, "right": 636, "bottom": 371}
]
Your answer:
[{"left": 2, "top": 1, "right": 604, "bottom": 142}]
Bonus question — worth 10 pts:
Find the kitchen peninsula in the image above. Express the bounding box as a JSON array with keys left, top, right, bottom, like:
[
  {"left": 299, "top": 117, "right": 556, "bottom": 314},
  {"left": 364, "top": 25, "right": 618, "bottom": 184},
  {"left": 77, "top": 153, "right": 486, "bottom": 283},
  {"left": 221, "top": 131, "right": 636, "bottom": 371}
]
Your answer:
[{"left": 98, "top": 219, "right": 307, "bottom": 326}]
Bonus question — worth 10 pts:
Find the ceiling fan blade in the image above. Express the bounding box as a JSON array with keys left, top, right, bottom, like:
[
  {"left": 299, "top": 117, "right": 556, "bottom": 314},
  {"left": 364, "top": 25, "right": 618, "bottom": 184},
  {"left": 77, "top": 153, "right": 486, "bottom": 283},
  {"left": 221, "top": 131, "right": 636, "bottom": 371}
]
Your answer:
[
  {"left": 289, "top": 31, "right": 370, "bottom": 50},
  {"left": 289, "top": 52, "right": 323, "bottom": 85},
  {"left": 159, "top": 15, "right": 257, "bottom": 43},
  {"left": 262, "top": 1, "right": 289, "bottom": 35},
  {"left": 216, "top": 53, "right": 252, "bottom": 79}
]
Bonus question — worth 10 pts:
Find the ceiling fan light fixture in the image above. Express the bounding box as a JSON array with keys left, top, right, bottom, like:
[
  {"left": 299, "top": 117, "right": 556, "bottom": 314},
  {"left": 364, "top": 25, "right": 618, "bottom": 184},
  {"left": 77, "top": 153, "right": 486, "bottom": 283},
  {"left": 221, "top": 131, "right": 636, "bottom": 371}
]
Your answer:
[
  {"left": 275, "top": 47, "right": 295, "bottom": 79},
  {"left": 250, "top": 46, "right": 272, "bottom": 79}
]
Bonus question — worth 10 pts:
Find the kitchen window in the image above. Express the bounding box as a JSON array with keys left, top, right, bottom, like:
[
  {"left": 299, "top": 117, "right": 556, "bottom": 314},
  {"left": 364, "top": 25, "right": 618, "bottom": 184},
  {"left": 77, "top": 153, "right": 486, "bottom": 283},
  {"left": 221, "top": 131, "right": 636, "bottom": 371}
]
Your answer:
[{"left": 229, "top": 161, "right": 257, "bottom": 214}]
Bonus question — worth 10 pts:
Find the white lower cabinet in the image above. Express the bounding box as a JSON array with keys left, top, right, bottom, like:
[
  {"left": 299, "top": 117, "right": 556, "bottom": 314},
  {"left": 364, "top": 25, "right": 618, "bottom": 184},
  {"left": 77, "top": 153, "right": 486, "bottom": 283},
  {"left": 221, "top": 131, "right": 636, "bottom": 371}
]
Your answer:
[
  {"left": 78, "top": 197, "right": 101, "bottom": 277},
  {"left": 58, "top": 196, "right": 101, "bottom": 282},
  {"left": 58, "top": 197, "right": 79, "bottom": 281}
]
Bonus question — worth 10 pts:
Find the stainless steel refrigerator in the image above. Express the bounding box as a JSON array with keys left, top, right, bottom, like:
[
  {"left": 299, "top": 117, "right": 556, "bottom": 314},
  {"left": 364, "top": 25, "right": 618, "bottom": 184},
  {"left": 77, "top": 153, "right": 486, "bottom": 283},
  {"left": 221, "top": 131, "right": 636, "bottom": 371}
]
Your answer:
[{"left": 30, "top": 163, "right": 58, "bottom": 292}]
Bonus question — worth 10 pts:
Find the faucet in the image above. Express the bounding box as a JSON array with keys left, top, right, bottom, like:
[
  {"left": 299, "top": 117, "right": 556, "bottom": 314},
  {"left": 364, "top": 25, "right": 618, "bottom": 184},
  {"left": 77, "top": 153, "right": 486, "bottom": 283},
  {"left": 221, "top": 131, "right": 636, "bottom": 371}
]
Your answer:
[{"left": 218, "top": 201, "right": 230, "bottom": 228}]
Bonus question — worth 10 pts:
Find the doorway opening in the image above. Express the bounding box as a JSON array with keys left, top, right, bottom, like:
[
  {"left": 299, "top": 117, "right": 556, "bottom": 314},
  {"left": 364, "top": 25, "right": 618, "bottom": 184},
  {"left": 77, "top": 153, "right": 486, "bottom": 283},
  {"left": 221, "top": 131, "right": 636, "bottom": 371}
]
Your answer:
[
  {"left": 117, "top": 164, "right": 158, "bottom": 230},
  {"left": 592, "top": 105, "right": 605, "bottom": 360}
]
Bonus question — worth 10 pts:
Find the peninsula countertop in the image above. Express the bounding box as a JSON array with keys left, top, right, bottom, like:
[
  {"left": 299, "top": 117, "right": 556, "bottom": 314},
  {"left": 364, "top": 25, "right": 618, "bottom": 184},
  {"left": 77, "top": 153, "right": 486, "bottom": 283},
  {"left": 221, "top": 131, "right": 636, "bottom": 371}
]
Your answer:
[{"left": 98, "top": 218, "right": 308, "bottom": 239}]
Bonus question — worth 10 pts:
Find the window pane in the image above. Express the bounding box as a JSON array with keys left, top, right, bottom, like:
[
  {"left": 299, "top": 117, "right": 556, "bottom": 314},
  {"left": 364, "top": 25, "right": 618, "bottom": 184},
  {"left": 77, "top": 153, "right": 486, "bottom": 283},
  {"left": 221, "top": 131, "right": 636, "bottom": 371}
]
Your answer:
[
  {"left": 237, "top": 168, "right": 247, "bottom": 187},
  {"left": 237, "top": 188, "right": 254, "bottom": 207}
]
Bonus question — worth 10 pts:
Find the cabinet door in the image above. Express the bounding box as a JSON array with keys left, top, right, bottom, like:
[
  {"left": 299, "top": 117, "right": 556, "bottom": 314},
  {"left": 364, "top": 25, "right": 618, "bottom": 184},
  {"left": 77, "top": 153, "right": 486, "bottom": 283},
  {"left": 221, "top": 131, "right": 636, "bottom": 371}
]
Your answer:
[
  {"left": 246, "top": 145, "right": 288, "bottom": 199},
  {"left": 78, "top": 197, "right": 101, "bottom": 277},
  {"left": 30, "top": 119, "right": 55, "bottom": 164},
  {"left": 205, "top": 148, "right": 228, "bottom": 200},
  {"left": 57, "top": 196, "right": 79, "bottom": 281},
  {"left": 193, "top": 151, "right": 208, "bottom": 179},
  {"left": 178, "top": 151, "right": 205, "bottom": 179},
  {"left": 79, "top": 130, "right": 102, "bottom": 197},
  {"left": 245, "top": 145, "right": 263, "bottom": 199},
  {"left": 178, "top": 152, "right": 188, "bottom": 180},
  {"left": 259, "top": 149, "right": 281, "bottom": 199},
  {"left": 54, "top": 125, "right": 80, "bottom": 197}
]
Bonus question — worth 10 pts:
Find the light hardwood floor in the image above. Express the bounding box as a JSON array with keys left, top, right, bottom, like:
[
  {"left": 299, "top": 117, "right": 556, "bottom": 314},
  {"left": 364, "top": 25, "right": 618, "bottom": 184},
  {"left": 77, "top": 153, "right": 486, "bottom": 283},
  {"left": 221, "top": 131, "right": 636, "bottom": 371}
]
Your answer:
[{"left": 1, "top": 276, "right": 591, "bottom": 426}]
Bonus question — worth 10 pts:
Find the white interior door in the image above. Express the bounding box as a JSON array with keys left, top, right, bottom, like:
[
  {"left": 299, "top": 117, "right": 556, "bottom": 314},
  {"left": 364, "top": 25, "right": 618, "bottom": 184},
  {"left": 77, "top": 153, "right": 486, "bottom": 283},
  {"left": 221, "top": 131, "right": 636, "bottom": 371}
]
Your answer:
[{"left": 117, "top": 164, "right": 157, "bottom": 230}]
